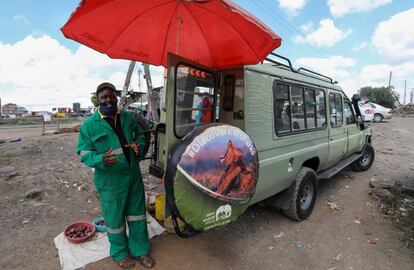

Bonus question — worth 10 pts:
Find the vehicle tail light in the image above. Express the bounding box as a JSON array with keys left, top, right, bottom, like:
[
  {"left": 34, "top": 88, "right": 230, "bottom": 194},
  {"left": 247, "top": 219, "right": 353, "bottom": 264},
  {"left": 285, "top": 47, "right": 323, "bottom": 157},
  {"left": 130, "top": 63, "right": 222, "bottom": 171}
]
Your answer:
[{"left": 364, "top": 108, "right": 372, "bottom": 114}]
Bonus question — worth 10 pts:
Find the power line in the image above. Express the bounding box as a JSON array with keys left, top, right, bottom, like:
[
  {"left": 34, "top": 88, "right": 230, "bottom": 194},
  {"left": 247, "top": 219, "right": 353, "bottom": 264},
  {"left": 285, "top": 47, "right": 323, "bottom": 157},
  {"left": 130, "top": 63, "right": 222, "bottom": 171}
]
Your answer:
[{"left": 254, "top": 0, "right": 333, "bottom": 59}]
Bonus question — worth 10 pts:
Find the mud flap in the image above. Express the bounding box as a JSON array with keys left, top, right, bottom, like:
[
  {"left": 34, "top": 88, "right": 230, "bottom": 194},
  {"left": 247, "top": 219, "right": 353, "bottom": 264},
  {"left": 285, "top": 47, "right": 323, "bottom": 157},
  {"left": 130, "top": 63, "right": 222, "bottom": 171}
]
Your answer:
[{"left": 265, "top": 180, "right": 297, "bottom": 210}]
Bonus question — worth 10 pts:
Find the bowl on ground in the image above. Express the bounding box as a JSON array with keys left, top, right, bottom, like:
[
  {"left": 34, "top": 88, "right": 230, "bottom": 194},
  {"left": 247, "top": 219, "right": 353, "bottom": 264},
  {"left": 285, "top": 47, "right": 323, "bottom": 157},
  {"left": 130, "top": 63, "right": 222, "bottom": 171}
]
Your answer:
[
  {"left": 64, "top": 221, "right": 95, "bottom": 244},
  {"left": 92, "top": 217, "right": 107, "bottom": 232}
]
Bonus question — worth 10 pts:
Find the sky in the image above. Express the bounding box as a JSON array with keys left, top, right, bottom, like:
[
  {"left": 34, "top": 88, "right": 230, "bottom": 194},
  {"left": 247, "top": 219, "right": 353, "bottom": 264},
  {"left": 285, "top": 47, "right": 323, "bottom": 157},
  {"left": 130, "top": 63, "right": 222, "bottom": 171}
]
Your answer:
[{"left": 0, "top": 0, "right": 413, "bottom": 111}]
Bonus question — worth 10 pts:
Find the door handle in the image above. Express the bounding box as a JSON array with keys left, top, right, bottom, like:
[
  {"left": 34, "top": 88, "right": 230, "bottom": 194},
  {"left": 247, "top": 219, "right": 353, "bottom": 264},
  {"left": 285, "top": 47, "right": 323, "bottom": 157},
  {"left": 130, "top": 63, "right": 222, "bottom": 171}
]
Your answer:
[{"left": 330, "top": 137, "right": 334, "bottom": 141}]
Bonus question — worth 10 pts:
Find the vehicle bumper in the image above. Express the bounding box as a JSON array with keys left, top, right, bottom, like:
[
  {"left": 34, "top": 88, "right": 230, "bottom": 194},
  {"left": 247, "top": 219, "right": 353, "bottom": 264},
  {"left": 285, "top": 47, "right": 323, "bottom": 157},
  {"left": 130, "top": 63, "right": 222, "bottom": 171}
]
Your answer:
[
  {"left": 362, "top": 114, "right": 374, "bottom": 121},
  {"left": 383, "top": 113, "right": 392, "bottom": 119}
]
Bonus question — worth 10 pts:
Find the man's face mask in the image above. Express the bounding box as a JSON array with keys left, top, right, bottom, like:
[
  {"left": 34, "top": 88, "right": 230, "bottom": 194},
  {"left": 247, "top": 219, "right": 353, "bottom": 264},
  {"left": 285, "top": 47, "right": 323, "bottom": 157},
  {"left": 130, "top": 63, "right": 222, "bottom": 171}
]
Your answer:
[
  {"left": 98, "top": 89, "right": 118, "bottom": 115},
  {"left": 101, "top": 103, "right": 117, "bottom": 115}
]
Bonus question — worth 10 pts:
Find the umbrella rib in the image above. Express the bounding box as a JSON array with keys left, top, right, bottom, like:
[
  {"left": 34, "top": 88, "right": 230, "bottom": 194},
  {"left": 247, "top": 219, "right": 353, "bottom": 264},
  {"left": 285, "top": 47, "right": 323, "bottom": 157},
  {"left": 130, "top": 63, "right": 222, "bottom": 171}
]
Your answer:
[
  {"left": 161, "top": 2, "right": 180, "bottom": 65},
  {"left": 182, "top": 3, "right": 215, "bottom": 66},
  {"left": 105, "top": 0, "right": 177, "bottom": 55},
  {"left": 194, "top": 4, "right": 262, "bottom": 61}
]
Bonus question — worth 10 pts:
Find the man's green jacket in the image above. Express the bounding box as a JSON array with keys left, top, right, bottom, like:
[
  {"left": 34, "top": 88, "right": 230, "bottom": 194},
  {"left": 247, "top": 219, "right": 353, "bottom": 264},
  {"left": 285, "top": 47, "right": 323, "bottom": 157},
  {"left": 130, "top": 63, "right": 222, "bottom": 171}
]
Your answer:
[{"left": 76, "top": 110, "right": 146, "bottom": 198}]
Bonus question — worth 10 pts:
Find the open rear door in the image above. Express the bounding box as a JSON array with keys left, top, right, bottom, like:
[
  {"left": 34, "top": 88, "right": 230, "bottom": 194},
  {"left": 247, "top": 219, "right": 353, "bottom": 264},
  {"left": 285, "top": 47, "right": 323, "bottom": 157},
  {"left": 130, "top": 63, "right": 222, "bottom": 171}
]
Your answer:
[
  {"left": 163, "top": 53, "right": 218, "bottom": 165},
  {"left": 162, "top": 53, "right": 259, "bottom": 236}
]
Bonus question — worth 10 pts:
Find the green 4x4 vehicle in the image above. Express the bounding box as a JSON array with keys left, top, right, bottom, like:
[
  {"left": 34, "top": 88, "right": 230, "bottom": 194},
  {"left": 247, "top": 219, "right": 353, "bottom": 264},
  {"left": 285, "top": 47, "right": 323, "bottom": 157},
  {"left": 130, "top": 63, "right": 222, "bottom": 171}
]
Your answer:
[{"left": 148, "top": 53, "right": 374, "bottom": 236}]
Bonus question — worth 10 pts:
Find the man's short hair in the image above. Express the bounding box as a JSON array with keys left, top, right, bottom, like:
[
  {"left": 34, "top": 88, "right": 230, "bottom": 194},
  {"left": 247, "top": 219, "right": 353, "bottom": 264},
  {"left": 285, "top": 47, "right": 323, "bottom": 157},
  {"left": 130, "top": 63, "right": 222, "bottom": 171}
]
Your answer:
[{"left": 96, "top": 82, "right": 117, "bottom": 96}]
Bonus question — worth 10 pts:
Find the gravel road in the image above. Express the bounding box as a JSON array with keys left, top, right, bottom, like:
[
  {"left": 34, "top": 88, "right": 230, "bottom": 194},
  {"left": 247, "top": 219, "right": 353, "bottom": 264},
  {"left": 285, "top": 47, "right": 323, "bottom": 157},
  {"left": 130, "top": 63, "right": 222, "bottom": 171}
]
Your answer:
[{"left": 0, "top": 117, "right": 413, "bottom": 270}]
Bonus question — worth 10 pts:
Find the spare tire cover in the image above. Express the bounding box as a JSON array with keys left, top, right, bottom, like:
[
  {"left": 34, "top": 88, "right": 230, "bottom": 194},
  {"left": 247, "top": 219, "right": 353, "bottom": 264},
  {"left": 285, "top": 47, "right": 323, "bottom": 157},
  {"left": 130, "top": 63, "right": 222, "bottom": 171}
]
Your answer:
[{"left": 165, "top": 124, "right": 259, "bottom": 231}]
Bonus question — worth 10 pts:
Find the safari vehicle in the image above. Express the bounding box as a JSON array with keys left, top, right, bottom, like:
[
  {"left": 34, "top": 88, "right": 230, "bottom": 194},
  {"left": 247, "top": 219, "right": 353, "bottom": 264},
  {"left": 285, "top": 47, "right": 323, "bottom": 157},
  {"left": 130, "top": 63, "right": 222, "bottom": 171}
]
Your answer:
[{"left": 147, "top": 53, "right": 374, "bottom": 236}]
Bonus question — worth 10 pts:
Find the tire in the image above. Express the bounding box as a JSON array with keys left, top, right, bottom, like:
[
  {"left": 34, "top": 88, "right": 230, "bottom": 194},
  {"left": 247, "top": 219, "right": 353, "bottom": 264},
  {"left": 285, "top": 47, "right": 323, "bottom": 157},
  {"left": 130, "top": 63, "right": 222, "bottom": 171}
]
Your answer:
[
  {"left": 373, "top": 113, "right": 383, "bottom": 123},
  {"left": 129, "top": 110, "right": 151, "bottom": 159},
  {"left": 352, "top": 144, "right": 375, "bottom": 172},
  {"left": 283, "top": 167, "right": 318, "bottom": 221}
]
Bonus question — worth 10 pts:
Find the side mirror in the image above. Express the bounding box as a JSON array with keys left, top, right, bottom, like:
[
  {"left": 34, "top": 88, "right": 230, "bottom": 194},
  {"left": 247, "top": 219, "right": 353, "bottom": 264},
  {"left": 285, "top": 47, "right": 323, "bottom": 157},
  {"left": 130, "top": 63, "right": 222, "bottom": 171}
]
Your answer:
[
  {"left": 351, "top": 94, "right": 362, "bottom": 118},
  {"left": 351, "top": 94, "right": 361, "bottom": 102}
]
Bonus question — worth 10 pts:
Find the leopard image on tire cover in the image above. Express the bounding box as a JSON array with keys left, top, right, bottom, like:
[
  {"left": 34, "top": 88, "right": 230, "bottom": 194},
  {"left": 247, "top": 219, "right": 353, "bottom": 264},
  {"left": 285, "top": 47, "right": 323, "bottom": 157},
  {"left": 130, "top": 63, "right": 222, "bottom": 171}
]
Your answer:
[{"left": 167, "top": 124, "right": 259, "bottom": 231}]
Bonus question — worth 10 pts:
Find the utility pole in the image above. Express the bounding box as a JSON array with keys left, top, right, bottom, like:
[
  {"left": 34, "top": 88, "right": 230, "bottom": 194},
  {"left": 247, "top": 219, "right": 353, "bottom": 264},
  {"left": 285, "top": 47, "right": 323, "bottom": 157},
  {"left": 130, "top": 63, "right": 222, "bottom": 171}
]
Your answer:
[
  {"left": 388, "top": 71, "right": 392, "bottom": 87},
  {"left": 404, "top": 80, "right": 407, "bottom": 105}
]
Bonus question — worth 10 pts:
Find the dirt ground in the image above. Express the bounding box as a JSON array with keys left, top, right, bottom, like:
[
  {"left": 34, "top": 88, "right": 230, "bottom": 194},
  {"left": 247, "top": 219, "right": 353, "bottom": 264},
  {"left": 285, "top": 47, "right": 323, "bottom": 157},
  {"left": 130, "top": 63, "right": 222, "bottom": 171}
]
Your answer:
[{"left": 1, "top": 117, "right": 413, "bottom": 270}]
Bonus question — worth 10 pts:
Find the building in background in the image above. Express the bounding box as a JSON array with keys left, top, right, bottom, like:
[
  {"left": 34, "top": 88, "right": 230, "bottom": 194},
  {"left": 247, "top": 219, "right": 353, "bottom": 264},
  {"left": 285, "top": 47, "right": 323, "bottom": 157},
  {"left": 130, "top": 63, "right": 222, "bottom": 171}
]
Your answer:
[
  {"left": 2, "top": 103, "right": 17, "bottom": 115},
  {"left": 73, "top": 102, "right": 81, "bottom": 112},
  {"left": 16, "top": 106, "right": 28, "bottom": 116},
  {"left": 1, "top": 103, "right": 28, "bottom": 117}
]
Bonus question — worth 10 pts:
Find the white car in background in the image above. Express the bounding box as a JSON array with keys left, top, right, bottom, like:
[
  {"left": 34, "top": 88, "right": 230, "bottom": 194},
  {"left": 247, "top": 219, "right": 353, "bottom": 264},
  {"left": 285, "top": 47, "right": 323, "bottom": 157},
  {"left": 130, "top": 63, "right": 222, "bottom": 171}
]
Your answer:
[
  {"left": 358, "top": 103, "right": 374, "bottom": 122},
  {"left": 368, "top": 102, "right": 393, "bottom": 122}
]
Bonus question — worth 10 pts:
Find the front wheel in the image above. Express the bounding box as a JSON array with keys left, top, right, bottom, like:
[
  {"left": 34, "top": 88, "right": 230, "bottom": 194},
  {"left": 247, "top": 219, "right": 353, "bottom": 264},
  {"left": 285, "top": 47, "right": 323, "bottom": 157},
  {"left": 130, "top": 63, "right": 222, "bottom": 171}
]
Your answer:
[
  {"left": 283, "top": 167, "right": 318, "bottom": 221},
  {"left": 373, "top": 113, "right": 383, "bottom": 123},
  {"left": 352, "top": 144, "right": 375, "bottom": 172}
]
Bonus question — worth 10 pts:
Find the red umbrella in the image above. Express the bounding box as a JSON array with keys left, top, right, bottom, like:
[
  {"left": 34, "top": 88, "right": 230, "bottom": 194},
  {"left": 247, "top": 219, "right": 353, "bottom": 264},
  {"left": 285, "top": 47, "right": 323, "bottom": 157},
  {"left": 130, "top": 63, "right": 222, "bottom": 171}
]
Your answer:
[{"left": 61, "top": 0, "right": 281, "bottom": 69}]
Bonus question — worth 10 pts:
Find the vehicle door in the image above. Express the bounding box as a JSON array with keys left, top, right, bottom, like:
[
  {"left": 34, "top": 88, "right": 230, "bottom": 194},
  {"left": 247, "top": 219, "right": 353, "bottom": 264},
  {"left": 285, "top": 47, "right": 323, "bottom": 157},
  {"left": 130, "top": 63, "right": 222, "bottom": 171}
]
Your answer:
[
  {"left": 323, "top": 91, "right": 347, "bottom": 169},
  {"left": 161, "top": 53, "right": 218, "bottom": 169},
  {"left": 344, "top": 99, "right": 361, "bottom": 156}
]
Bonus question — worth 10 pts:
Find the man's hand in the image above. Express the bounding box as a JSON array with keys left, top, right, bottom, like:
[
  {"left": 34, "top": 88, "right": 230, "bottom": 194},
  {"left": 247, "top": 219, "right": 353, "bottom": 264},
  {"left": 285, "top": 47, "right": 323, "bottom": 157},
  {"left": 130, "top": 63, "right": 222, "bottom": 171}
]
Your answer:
[
  {"left": 103, "top": 148, "right": 118, "bottom": 166},
  {"left": 125, "top": 143, "right": 140, "bottom": 156}
]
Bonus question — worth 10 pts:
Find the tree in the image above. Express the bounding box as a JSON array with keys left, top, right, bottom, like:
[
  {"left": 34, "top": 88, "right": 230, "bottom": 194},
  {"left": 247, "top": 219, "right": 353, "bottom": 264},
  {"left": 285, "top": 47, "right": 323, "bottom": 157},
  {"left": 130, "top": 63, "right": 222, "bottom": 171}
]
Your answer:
[
  {"left": 90, "top": 95, "right": 98, "bottom": 107},
  {"left": 359, "top": 86, "right": 399, "bottom": 108}
]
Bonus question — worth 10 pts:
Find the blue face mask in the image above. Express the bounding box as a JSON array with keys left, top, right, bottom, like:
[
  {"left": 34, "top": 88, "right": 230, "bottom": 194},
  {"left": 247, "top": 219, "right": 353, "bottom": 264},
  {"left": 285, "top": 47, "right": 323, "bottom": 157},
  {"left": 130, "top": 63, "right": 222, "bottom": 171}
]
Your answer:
[{"left": 101, "top": 103, "right": 117, "bottom": 115}]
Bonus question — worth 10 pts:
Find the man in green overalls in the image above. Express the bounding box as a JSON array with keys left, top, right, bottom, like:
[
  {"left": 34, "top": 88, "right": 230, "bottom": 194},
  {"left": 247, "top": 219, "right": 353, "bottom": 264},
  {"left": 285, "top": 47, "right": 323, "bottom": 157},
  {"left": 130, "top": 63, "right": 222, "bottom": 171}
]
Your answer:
[{"left": 77, "top": 82, "right": 155, "bottom": 269}]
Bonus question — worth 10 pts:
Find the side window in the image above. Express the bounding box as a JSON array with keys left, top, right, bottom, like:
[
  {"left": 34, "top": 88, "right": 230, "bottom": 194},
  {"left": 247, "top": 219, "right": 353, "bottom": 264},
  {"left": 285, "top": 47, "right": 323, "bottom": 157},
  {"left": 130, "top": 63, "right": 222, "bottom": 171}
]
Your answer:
[
  {"left": 273, "top": 82, "right": 327, "bottom": 135},
  {"left": 291, "top": 86, "right": 305, "bottom": 130},
  {"left": 273, "top": 83, "right": 291, "bottom": 133},
  {"left": 329, "top": 93, "right": 343, "bottom": 127},
  {"left": 304, "top": 89, "right": 316, "bottom": 129},
  {"left": 315, "top": 90, "right": 326, "bottom": 127},
  {"left": 344, "top": 101, "right": 356, "bottom": 125}
]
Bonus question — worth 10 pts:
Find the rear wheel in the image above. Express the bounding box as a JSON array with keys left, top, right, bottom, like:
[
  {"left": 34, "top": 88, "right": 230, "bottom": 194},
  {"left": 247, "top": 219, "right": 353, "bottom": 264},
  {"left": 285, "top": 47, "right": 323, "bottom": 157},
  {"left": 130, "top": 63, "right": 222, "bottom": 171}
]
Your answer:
[
  {"left": 373, "top": 113, "right": 383, "bottom": 123},
  {"left": 283, "top": 167, "right": 318, "bottom": 221},
  {"left": 352, "top": 144, "right": 375, "bottom": 172}
]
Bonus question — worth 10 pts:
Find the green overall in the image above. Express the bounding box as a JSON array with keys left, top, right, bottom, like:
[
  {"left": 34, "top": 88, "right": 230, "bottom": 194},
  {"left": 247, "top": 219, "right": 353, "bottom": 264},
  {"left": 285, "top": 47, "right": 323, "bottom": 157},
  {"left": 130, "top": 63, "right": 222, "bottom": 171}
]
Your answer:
[{"left": 76, "top": 110, "right": 149, "bottom": 261}]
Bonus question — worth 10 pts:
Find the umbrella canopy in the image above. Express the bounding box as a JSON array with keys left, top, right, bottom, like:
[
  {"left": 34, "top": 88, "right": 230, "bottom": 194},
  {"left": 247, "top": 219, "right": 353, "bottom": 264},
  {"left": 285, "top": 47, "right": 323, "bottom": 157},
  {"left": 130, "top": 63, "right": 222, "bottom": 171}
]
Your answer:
[{"left": 61, "top": 0, "right": 282, "bottom": 69}]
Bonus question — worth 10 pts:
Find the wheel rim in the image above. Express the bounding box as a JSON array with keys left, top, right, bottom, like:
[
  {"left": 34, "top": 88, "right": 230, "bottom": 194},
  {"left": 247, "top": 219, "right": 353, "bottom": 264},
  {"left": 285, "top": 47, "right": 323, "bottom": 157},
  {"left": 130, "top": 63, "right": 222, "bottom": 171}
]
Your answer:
[
  {"left": 360, "top": 150, "right": 371, "bottom": 167},
  {"left": 299, "top": 181, "right": 314, "bottom": 210},
  {"left": 374, "top": 115, "right": 382, "bottom": 122}
]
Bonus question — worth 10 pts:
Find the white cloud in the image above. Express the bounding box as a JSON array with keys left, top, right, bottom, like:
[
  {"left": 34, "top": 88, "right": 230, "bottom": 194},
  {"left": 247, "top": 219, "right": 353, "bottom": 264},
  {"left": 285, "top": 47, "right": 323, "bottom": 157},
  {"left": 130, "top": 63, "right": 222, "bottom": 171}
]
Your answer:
[
  {"left": 293, "top": 19, "right": 352, "bottom": 48},
  {"left": 372, "top": 8, "right": 414, "bottom": 64},
  {"left": 352, "top": 42, "right": 369, "bottom": 52},
  {"left": 13, "top": 14, "right": 31, "bottom": 25},
  {"left": 277, "top": 0, "right": 307, "bottom": 15},
  {"left": 295, "top": 55, "right": 414, "bottom": 100},
  {"left": 299, "top": 22, "right": 314, "bottom": 33},
  {"left": 0, "top": 35, "right": 164, "bottom": 111},
  {"left": 361, "top": 62, "right": 414, "bottom": 82},
  {"left": 296, "top": 56, "right": 356, "bottom": 81},
  {"left": 328, "top": 0, "right": 392, "bottom": 18}
]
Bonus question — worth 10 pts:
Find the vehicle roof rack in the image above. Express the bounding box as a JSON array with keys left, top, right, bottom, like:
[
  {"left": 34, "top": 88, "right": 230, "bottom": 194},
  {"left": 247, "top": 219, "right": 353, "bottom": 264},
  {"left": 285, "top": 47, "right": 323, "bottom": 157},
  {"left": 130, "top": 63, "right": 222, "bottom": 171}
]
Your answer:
[
  {"left": 265, "top": 53, "right": 336, "bottom": 84},
  {"left": 265, "top": 53, "right": 295, "bottom": 72},
  {"left": 297, "top": 67, "right": 336, "bottom": 84}
]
